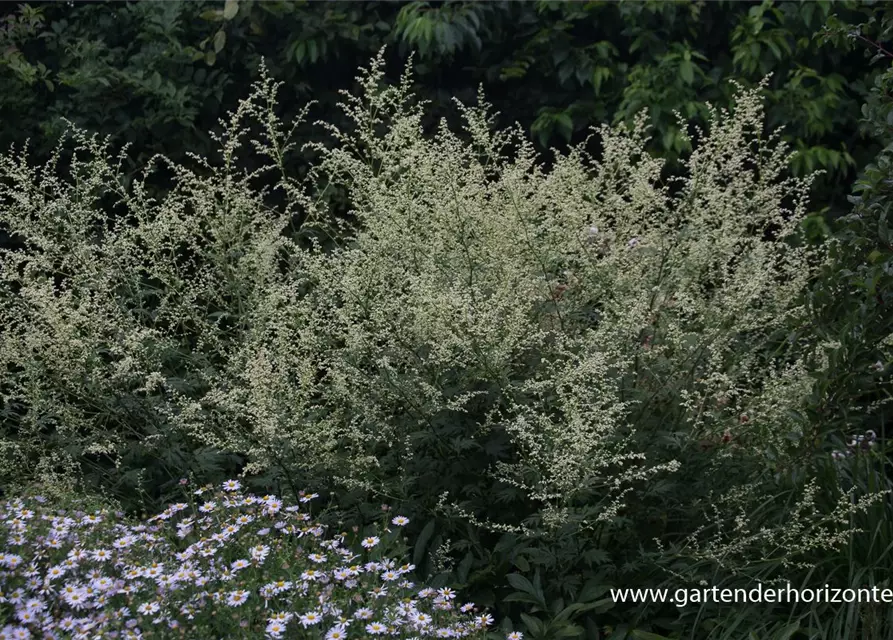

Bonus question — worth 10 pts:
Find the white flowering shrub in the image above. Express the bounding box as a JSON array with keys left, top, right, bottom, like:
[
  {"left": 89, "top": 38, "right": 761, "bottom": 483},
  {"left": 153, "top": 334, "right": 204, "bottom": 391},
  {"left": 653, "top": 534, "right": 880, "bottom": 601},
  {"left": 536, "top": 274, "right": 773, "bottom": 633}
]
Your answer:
[{"left": 0, "top": 53, "right": 882, "bottom": 634}]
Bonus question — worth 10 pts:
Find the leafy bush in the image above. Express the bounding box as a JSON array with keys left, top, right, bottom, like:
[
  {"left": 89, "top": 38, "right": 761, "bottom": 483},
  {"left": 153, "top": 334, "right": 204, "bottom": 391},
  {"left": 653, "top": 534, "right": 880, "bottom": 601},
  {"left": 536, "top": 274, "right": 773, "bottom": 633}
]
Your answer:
[
  {"left": 0, "top": 0, "right": 885, "bottom": 219},
  {"left": 808, "top": 5, "right": 893, "bottom": 457},
  {"left": 0, "top": 53, "right": 886, "bottom": 638},
  {"left": 655, "top": 429, "right": 893, "bottom": 640}
]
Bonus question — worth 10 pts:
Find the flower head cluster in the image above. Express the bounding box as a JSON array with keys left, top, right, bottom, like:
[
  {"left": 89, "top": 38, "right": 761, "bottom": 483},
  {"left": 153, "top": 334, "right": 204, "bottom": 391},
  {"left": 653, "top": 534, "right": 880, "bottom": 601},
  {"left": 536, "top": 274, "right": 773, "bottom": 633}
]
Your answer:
[
  {"left": 0, "top": 482, "right": 491, "bottom": 639},
  {"left": 831, "top": 430, "right": 878, "bottom": 460}
]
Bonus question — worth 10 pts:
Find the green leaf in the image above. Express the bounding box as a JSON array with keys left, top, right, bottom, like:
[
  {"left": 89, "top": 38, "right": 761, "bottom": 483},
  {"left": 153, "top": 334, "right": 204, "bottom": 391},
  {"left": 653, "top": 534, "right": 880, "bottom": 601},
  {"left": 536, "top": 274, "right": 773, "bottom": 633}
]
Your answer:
[
  {"left": 555, "top": 112, "right": 573, "bottom": 141},
  {"left": 200, "top": 9, "right": 224, "bottom": 22},
  {"left": 531, "top": 113, "right": 553, "bottom": 147},
  {"left": 506, "top": 573, "right": 538, "bottom": 597},
  {"left": 513, "top": 554, "right": 530, "bottom": 572},
  {"left": 457, "top": 551, "right": 473, "bottom": 584},
  {"left": 662, "top": 128, "right": 676, "bottom": 151},
  {"left": 213, "top": 30, "right": 226, "bottom": 54},
  {"left": 503, "top": 592, "right": 545, "bottom": 607},
  {"left": 552, "top": 624, "right": 585, "bottom": 638},
  {"left": 592, "top": 597, "right": 616, "bottom": 613},
  {"left": 223, "top": 0, "right": 239, "bottom": 20},
  {"left": 592, "top": 67, "right": 611, "bottom": 95},
  {"left": 204, "top": 50, "right": 216, "bottom": 66},
  {"left": 552, "top": 48, "right": 569, "bottom": 66},
  {"left": 558, "top": 63, "right": 573, "bottom": 86},
  {"left": 533, "top": 569, "right": 544, "bottom": 599},
  {"left": 520, "top": 613, "right": 546, "bottom": 637},
  {"left": 679, "top": 60, "right": 694, "bottom": 84},
  {"left": 522, "top": 546, "right": 555, "bottom": 566},
  {"left": 553, "top": 601, "right": 601, "bottom": 623},
  {"left": 631, "top": 631, "right": 674, "bottom": 640},
  {"left": 577, "top": 576, "right": 610, "bottom": 602},
  {"left": 801, "top": 2, "right": 815, "bottom": 26},
  {"left": 413, "top": 519, "right": 436, "bottom": 566},
  {"left": 583, "top": 548, "right": 610, "bottom": 566},
  {"left": 494, "top": 534, "right": 518, "bottom": 554},
  {"left": 293, "top": 41, "right": 306, "bottom": 63}
]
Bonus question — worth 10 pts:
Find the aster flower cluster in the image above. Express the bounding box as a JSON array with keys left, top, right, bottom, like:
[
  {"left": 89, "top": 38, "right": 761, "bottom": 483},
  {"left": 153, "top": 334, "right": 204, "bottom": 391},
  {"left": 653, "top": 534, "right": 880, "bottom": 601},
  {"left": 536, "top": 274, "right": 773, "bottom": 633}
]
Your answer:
[
  {"left": 831, "top": 430, "right": 879, "bottom": 460},
  {"left": 0, "top": 482, "right": 493, "bottom": 639}
]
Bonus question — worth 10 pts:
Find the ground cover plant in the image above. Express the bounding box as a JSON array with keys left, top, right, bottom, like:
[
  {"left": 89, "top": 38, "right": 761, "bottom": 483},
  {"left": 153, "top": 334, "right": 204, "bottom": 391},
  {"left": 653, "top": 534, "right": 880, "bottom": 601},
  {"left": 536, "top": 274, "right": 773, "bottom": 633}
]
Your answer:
[
  {"left": 0, "top": 480, "right": 493, "bottom": 639},
  {"left": 0, "top": 47, "right": 891, "bottom": 639}
]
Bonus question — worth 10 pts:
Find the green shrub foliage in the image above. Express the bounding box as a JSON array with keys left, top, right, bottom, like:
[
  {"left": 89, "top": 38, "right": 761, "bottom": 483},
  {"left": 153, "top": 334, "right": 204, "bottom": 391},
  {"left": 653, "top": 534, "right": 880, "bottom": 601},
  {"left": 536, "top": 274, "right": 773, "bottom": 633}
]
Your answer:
[{"left": 0, "top": 0, "right": 886, "bottom": 220}]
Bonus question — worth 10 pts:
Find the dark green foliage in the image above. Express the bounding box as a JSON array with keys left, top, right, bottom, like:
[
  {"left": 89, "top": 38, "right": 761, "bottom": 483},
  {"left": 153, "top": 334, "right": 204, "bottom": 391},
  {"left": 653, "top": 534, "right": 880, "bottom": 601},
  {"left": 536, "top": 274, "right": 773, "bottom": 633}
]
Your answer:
[
  {"left": 809, "top": 1, "right": 893, "bottom": 484},
  {"left": 0, "top": 0, "right": 887, "bottom": 218}
]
